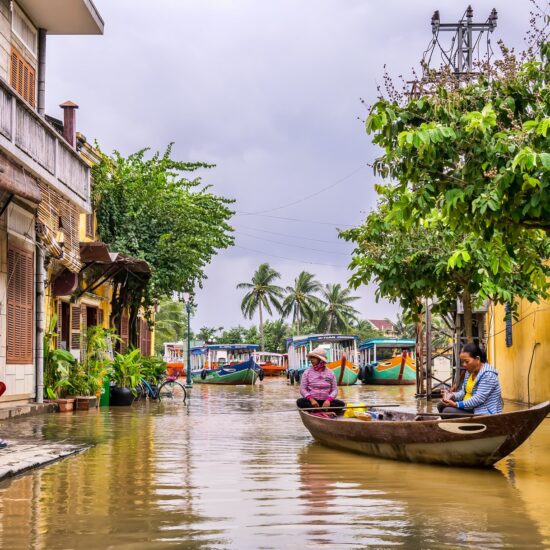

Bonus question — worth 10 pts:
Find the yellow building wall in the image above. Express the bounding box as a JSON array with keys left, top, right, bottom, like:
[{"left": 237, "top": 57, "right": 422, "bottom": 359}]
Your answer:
[{"left": 487, "top": 298, "right": 550, "bottom": 404}]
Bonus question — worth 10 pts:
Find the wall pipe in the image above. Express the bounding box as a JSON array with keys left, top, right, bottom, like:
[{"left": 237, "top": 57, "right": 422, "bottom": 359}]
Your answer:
[
  {"left": 37, "top": 29, "right": 47, "bottom": 115},
  {"left": 527, "top": 342, "right": 540, "bottom": 408}
]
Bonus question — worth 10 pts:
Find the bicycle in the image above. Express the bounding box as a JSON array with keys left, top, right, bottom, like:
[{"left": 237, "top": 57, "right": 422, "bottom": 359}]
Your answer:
[{"left": 135, "top": 377, "right": 187, "bottom": 403}]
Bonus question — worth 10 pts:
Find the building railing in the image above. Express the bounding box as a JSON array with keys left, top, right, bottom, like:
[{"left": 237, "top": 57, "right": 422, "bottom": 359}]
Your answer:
[{"left": 0, "top": 79, "right": 90, "bottom": 209}]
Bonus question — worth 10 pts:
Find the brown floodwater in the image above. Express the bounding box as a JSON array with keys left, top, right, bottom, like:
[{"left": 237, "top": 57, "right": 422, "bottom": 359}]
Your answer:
[{"left": 0, "top": 379, "right": 549, "bottom": 549}]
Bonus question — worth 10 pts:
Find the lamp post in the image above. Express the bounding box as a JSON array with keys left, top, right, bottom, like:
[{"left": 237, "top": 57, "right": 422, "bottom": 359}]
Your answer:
[{"left": 180, "top": 292, "right": 193, "bottom": 388}]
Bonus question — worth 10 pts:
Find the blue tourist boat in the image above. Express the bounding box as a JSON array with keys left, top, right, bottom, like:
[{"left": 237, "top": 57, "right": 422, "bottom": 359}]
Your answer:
[
  {"left": 286, "top": 334, "right": 360, "bottom": 385},
  {"left": 189, "top": 344, "right": 263, "bottom": 385},
  {"left": 359, "top": 338, "right": 416, "bottom": 385}
]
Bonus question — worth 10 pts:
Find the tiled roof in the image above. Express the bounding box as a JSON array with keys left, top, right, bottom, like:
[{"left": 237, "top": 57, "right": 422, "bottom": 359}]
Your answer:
[{"left": 369, "top": 319, "right": 395, "bottom": 331}]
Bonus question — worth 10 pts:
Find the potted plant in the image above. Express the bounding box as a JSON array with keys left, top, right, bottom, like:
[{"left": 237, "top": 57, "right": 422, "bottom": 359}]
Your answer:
[
  {"left": 139, "top": 355, "right": 167, "bottom": 399},
  {"left": 110, "top": 348, "right": 143, "bottom": 406}
]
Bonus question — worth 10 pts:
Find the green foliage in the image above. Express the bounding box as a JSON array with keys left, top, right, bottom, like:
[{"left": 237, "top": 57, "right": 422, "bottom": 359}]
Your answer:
[
  {"left": 92, "top": 145, "right": 235, "bottom": 343},
  {"left": 281, "top": 271, "right": 323, "bottom": 333},
  {"left": 111, "top": 349, "right": 143, "bottom": 391},
  {"left": 140, "top": 355, "right": 167, "bottom": 384},
  {"left": 195, "top": 325, "right": 223, "bottom": 344},
  {"left": 359, "top": 42, "right": 550, "bottom": 314},
  {"left": 154, "top": 299, "right": 189, "bottom": 355},
  {"left": 353, "top": 319, "right": 384, "bottom": 343},
  {"left": 237, "top": 263, "right": 284, "bottom": 350},
  {"left": 316, "top": 284, "right": 360, "bottom": 333}
]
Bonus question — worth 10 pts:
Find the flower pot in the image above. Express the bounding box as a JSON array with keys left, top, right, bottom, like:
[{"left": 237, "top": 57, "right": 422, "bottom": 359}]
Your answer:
[
  {"left": 56, "top": 398, "right": 75, "bottom": 412},
  {"left": 75, "top": 396, "right": 98, "bottom": 411},
  {"left": 110, "top": 386, "right": 135, "bottom": 406}
]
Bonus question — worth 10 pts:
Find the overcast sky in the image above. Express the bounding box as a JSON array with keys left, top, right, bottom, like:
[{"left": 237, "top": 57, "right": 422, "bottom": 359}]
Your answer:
[{"left": 45, "top": 0, "right": 536, "bottom": 330}]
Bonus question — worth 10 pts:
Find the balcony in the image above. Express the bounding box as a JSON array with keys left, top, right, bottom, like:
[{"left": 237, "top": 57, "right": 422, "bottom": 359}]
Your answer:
[{"left": 0, "top": 79, "right": 90, "bottom": 211}]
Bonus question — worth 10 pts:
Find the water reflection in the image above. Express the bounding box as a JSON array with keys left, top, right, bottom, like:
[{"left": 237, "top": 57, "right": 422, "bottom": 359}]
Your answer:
[{"left": 0, "top": 378, "right": 548, "bottom": 549}]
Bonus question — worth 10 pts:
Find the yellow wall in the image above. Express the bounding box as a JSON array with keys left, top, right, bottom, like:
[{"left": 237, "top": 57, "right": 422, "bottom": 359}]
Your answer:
[{"left": 487, "top": 298, "right": 550, "bottom": 404}]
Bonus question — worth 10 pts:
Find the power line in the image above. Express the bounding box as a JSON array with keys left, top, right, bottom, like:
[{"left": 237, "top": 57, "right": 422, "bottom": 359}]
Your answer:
[
  {"left": 233, "top": 224, "right": 340, "bottom": 244},
  {"left": 240, "top": 164, "right": 368, "bottom": 216},
  {"left": 236, "top": 231, "right": 349, "bottom": 255},
  {"left": 234, "top": 245, "right": 349, "bottom": 268},
  {"left": 233, "top": 211, "right": 355, "bottom": 227}
]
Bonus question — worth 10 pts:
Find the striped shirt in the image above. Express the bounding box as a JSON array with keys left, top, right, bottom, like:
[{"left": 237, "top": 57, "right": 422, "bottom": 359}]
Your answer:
[
  {"left": 452, "top": 363, "right": 502, "bottom": 415},
  {"left": 300, "top": 366, "right": 338, "bottom": 401}
]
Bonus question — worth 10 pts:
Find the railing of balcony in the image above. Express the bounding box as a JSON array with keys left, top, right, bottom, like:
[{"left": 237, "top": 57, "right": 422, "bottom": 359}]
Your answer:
[{"left": 0, "top": 79, "right": 90, "bottom": 207}]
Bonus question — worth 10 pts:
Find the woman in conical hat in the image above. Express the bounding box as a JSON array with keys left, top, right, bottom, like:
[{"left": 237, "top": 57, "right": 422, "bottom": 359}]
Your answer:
[{"left": 296, "top": 347, "right": 345, "bottom": 415}]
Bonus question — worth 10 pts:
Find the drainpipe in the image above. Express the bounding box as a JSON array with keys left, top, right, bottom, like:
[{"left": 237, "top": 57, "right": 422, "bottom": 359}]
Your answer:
[
  {"left": 35, "top": 243, "right": 45, "bottom": 403},
  {"left": 37, "top": 29, "right": 47, "bottom": 115}
]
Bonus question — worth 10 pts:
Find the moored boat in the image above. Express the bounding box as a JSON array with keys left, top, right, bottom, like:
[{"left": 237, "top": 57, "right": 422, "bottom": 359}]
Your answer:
[
  {"left": 190, "top": 344, "right": 262, "bottom": 385},
  {"left": 286, "top": 334, "right": 359, "bottom": 385},
  {"left": 163, "top": 341, "right": 186, "bottom": 377},
  {"left": 254, "top": 352, "right": 287, "bottom": 376},
  {"left": 359, "top": 338, "right": 416, "bottom": 385},
  {"left": 298, "top": 400, "right": 550, "bottom": 467}
]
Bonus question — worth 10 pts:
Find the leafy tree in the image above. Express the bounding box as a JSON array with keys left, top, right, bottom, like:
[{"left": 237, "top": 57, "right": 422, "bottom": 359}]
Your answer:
[
  {"left": 353, "top": 319, "right": 383, "bottom": 343},
  {"left": 217, "top": 326, "right": 247, "bottom": 345},
  {"left": 196, "top": 326, "right": 223, "bottom": 343},
  {"left": 237, "top": 263, "right": 284, "bottom": 350},
  {"left": 153, "top": 299, "right": 188, "bottom": 355},
  {"left": 92, "top": 145, "right": 234, "bottom": 347},
  {"left": 394, "top": 314, "right": 415, "bottom": 339},
  {"left": 361, "top": 42, "right": 550, "bottom": 323},
  {"left": 263, "top": 320, "right": 290, "bottom": 353},
  {"left": 281, "top": 271, "right": 322, "bottom": 333},
  {"left": 317, "top": 284, "right": 360, "bottom": 333}
]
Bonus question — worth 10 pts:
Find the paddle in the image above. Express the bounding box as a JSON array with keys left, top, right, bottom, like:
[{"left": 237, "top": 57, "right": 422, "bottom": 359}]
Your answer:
[{"left": 337, "top": 354, "right": 346, "bottom": 385}]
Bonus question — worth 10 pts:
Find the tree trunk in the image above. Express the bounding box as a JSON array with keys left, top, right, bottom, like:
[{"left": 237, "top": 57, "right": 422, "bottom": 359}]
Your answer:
[
  {"left": 259, "top": 302, "right": 264, "bottom": 351},
  {"left": 462, "top": 289, "right": 473, "bottom": 342},
  {"left": 129, "top": 303, "right": 139, "bottom": 349},
  {"left": 296, "top": 307, "right": 301, "bottom": 334}
]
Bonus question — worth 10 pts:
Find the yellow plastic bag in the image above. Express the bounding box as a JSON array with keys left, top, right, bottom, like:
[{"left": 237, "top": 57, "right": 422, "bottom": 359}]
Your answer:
[{"left": 344, "top": 402, "right": 367, "bottom": 417}]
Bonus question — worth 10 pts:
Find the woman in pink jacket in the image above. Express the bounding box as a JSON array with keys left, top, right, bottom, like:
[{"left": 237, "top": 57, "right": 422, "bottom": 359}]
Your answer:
[{"left": 296, "top": 347, "right": 346, "bottom": 414}]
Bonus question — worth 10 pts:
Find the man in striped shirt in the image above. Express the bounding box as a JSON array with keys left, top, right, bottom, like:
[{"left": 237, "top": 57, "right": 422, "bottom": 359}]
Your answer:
[{"left": 296, "top": 347, "right": 346, "bottom": 415}]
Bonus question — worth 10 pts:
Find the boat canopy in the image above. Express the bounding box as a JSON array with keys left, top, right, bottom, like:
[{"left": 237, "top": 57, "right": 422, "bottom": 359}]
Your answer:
[
  {"left": 191, "top": 343, "right": 259, "bottom": 354},
  {"left": 359, "top": 338, "right": 415, "bottom": 350},
  {"left": 286, "top": 334, "right": 358, "bottom": 350}
]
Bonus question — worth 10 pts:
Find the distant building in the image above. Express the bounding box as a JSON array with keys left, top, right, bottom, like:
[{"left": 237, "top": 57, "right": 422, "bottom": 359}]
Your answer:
[{"left": 367, "top": 319, "right": 397, "bottom": 337}]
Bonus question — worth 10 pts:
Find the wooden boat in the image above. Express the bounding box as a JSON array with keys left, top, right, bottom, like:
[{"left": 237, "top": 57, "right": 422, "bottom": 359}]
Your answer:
[
  {"left": 190, "top": 344, "right": 261, "bottom": 385},
  {"left": 286, "top": 334, "right": 360, "bottom": 386},
  {"left": 254, "top": 352, "right": 287, "bottom": 376},
  {"left": 163, "top": 342, "right": 186, "bottom": 377},
  {"left": 298, "top": 400, "right": 550, "bottom": 467},
  {"left": 359, "top": 338, "right": 416, "bottom": 385}
]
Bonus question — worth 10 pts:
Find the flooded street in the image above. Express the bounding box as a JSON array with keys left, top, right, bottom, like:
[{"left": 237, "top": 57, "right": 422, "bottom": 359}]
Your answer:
[{"left": 1, "top": 379, "right": 549, "bottom": 549}]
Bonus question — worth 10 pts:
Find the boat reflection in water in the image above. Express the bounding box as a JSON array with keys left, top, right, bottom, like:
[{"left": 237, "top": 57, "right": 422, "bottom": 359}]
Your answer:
[{"left": 297, "top": 443, "right": 546, "bottom": 549}]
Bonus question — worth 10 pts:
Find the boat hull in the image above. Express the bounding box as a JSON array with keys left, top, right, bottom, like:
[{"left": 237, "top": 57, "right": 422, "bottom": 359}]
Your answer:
[
  {"left": 362, "top": 355, "right": 416, "bottom": 385},
  {"left": 191, "top": 359, "right": 260, "bottom": 385},
  {"left": 299, "top": 401, "right": 550, "bottom": 467}
]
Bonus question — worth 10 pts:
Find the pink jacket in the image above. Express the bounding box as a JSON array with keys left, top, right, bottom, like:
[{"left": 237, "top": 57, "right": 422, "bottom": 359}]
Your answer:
[{"left": 300, "top": 366, "right": 338, "bottom": 401}]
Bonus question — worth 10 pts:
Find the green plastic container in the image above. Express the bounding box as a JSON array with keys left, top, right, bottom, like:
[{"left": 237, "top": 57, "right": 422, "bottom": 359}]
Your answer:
[{"left": 99, "top": 376, "right": 110, "bottom": 407}]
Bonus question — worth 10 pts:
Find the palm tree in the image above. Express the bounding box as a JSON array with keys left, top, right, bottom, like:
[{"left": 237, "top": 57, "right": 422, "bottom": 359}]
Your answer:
[
  {"left": 153, "top": 299, "right": 187, "bottom": 355},
  {"left": 318, "top": 283, "right": 360, "bottom": 333},
  {"left": 281, "top": 271, "right": 322, "bottom": 333},
  {"left": 237, "top": 263, "right": 284, "bottom": 350}
]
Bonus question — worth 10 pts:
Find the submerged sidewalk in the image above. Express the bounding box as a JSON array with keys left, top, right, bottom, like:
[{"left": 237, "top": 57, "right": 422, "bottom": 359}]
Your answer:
[{"left": 0, "top": 439, "right": 89, "bottom": 482}]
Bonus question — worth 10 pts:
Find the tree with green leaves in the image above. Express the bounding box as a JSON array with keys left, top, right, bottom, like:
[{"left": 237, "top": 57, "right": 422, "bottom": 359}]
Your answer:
[
  {"left": 353, "top": 319, "right": 383, "bottom": 343},
  {"left": 317, "top": 283, "right": 360, "bottom": 333},
  {"left": 196, "top": 326, "right": 223, "bottom": 343},
  {"left": 153, "top": 299, "right": 188, "bottom": 355},
  {"left": 237, "top": 263, "right": 284, "bottom": 350},
  {"left": 361, "top": 41, "right": 550, "bottom": 325},
  {"left": 92, "top": 145, "right": 234, "bottom": 347},
  {"left": 263, "top": 319, "right": 290, "bottom": 353},
  {"left": 281, "top": 271, "right": 322, "bottom": 333}
]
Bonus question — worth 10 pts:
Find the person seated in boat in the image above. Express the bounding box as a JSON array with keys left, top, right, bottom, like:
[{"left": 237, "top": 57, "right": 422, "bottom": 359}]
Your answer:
[
  {"left": 296, "top": 347, "right": 346, "bottom": 415},
  {"left": 438, "top": 342, "right": 502, "bottom": 416}
]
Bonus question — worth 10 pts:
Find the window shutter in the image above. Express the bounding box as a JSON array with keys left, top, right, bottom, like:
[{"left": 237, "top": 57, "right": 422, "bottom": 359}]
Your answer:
[
  {"left": 81, "top": 306, "right": 87, "bottom": 355},
  {"left": 85, "top": 214, "right": 94, "bottom": 238},
  {"left": 120, "top": 313, "right": 129, "bottom": 352},
  {"left": 7, "top": 245, "right": 34, "bottom": 363},
  {"left": 139, "top": 319, "right": 152, "bottom": 356},
  {"left": 10, "top": 47, "right": 36, "bottom": 107},
  {"left": 97, "top": 308, "right": 104, "bottom": 327},
  {"left": 70, "top": 305, "right": 81, "bottom": 351}
]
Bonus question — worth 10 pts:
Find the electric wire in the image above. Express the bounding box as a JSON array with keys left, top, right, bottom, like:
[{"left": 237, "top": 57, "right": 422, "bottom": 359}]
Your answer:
[
  {"left": 238, "top": 164, "right": 368, "bottom": 216},
  {"left": 236, "top": 231, "right": 349, "bottom": 255},
  {"left": 233, "top": 211, "right": 355, "bottom": 227},
  {"left": 233, "top": 224, "right": 340, "bottom": 244},
  {"left": 234, "top": 245, "right": 348, "bottom": 268}
]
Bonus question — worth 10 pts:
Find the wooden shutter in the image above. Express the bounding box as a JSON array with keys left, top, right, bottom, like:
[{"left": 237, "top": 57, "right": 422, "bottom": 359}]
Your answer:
[
  {"left": 70, "top": 305, "right": 81, "bottom": 351},
  {"left": 81, "top": 306, "right": 88, "bottom": 355},
  {"left": 97, "top": 308, "right": 104, "bottom": 327},
  {"left": 7, "top": 244, "right": 34, "bottom": 363},
  {"left": 85, "top": 214, "right": 94, "bottom": 238},
  {"left": 10, "top": 47, "right": 36, "bottom": 107},
  {"left": 139, "top": 319, "right": 152, "bottom": 356},
  {"left": 120, "top": 312, "right": 129, "bottom": 352}
]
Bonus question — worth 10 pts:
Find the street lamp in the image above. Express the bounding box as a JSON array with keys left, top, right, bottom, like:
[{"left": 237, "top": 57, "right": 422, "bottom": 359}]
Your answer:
[{"left": 180, "top": 292, "right": 193, "bottom": 388}]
